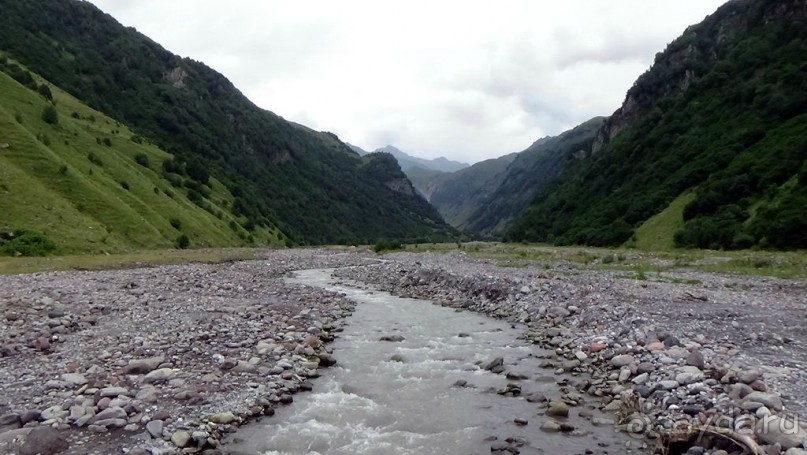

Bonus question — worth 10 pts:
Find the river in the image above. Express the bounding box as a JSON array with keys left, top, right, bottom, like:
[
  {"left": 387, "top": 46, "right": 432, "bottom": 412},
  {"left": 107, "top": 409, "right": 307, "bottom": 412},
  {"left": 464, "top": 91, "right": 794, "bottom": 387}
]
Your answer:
[{"left": 224, "top": 268, "right": 643, "bottom": 454}]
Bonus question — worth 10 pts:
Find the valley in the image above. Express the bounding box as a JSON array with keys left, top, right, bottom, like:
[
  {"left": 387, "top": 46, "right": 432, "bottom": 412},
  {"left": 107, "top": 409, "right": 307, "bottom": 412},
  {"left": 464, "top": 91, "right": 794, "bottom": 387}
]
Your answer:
[{"left": 0, "top": 0, "right": 805, "bottom": 454}]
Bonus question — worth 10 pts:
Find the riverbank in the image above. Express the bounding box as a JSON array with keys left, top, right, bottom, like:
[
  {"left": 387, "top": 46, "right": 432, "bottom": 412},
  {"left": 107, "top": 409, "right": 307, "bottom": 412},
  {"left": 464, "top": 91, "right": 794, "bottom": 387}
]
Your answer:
[
  {"left": 1, "top": 247, "right": 805, "bottom": 454},
  {"left": 0, "top": 250, "right": 374, "bottom": 455},
  {"left": 336, "top": 250, "right": 807, "bottom": 454}
]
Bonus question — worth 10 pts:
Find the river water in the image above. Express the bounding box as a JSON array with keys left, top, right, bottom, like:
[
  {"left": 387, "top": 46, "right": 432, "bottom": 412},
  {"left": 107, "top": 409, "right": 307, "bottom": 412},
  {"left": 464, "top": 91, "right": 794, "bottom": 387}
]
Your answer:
[{"left": 224, "top": 268, "right": 643, "bottom": 454}]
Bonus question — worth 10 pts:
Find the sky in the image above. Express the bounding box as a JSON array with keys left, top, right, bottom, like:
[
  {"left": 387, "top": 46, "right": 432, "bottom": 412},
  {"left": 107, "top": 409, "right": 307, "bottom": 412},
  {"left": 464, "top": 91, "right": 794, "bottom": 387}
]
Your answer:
[{"left": 87, "top": 1, "right": 727, "bottom": 164}]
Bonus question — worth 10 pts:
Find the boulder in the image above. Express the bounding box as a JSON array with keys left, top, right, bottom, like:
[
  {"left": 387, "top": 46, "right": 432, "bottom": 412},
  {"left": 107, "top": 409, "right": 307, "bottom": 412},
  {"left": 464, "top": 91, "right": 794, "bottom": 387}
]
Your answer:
[
  {"left": 755, "top": 416, "right": 807, "bottom": 449},
  {"left": 19, "top": 427, "right": 69, "bottom": 455}
]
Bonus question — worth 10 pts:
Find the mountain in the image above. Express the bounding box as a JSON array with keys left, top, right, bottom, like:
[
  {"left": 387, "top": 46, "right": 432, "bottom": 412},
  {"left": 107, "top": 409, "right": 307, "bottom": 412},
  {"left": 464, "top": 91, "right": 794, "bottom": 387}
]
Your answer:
[
  {"left": 346, "top": 143, "right": 369, "bottom": 156},
  {"left": 508, "top": 0, "right": 806, "bottom": 250},
  {"left": 424, "top": 118, "right": 604, "bottom": 237},
  {"left": 376, "top": 145, "right": 469, "bottom": 173},
  {"left": 0, "top": 59, "right": 279, "bottom": 254},
  {"left": 0, "top": 0, "right": 454, "bottom": 249}
]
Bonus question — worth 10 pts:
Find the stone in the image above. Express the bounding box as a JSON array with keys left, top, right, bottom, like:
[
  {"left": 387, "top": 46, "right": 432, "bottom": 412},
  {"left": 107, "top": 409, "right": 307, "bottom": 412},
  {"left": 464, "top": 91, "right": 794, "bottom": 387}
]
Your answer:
[
  {"left": 514, "top": 417, "right": 528, "bottom": 426},
  {"left": 637, "top": 362, "right": 656, "bottom": 374},
  {"left": 33, "top": 337, "right": 51, "bottom": 352},
  {"left": 318, "top": 353, "right": 337, "bottom": 367},
  {"left": 92, "top": 406, "right": 127, "bottom": 423},
  {"left": 124, "top": 355, "right": 165, "bottom": 375},
  {"left": 18, "top": 427, "right": 69, "bottom": 455},
  {"left": 379, "top": 335, "right": 405, "bottom": 342},
  {"left": 143, "top": 368, "right": 176, "bottom": 384},
  {"left": 20, "top": 410, "right": 41, "bottom": 424},
  {"left": 540, "top": 420, "right": 562, "bottom": 432},
  {"left": 610, "top": 354, "right": 634, "bottom": 368},
  {"left": 93, "top": 418, "right": 127, "bottom": 429},
  {"left": 546, "top": 401, "right": 569, "bottom": 417},
  {"left": 61, "top": 373, "right": 88, "bottom": 386},
  {"left": 658, "top": 380, "right": 680, "bottom": 390},
  {"left": 99, "top": 387, "right": 129, "bottom": 397},
  {"left": 675, "top": 366, "right": 705, "bottom": 385},
  {"left": 574, "top": 351, "right": 588, "bottom": 361},
  {"left": 755, "top": 416, "right": 807, "bottom": 449},
  {"left": 744, "top": 392, "right": 784, "bottom": 411},
  {"left": 646, "top": 341, "right": 665, "bottom": 351},
  {"left": 686, "top": 351, "right": 706, "bottom": 369},
  {"left": 483, "top": 357, "right": 504, "bottom": 371},
  {"left": 547, "top": 307, "right": 571, "bottom": 318},
  {"left": 618, "top": 368, "right": 631, "bottom": 382},
  {"left": 663, "top": 335, "right": 681, "bottom": 347},
  {"left": 739, "top": 369, "right": 763, "bottom": 384},
  {"left": 785, "top": 449, "right": 807, "bottom": 455},
  {"left": 231, "top": 361, "right": 257, "bottom": 373},
  {"left": 632, "top": 373, "right": 649, "bottom": 384},
  {"left": 171, "top": 430, "right": 192, "bottom": 448},
  {"left": 208, "top": 412, "right": 237, "bottom": 425},
  {"left": 590, "top": 342, "right": 607, "bottom": 353},
  {"left": 0, "top": 413, "right": 21, "bottom": 427}
]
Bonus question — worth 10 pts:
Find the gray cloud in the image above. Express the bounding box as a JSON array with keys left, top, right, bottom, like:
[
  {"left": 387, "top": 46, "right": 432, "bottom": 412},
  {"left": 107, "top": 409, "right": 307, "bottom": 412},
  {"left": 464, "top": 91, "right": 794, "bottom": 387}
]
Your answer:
[{"left": 88, "top": 0, "right": 726, "bottom": 164}]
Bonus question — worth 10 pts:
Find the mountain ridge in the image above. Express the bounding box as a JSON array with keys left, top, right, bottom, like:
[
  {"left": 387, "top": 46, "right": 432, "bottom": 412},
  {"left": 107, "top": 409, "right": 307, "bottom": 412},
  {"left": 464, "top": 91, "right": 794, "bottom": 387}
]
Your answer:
[
  {"left": 507, "top": 0, "right": 807, "bottom": 249},
  {"left": 0, "top": 0, "right": 455, "bottom": 248}
]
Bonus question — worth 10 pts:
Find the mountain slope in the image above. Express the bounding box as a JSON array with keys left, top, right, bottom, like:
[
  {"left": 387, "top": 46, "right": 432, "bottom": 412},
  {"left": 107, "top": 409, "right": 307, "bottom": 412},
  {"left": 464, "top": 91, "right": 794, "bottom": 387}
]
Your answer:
[
  {"left": 0, "top": 59, "right": 283, "bottom": 254},
  {"left": 0, "top": 0, "right": 453, "bottom": 246},
  {"left": 508, "top": 0, "right": 807, "bottom": 250},
  {"left": 423, "top": 118, "right": 603, "bottom": 237}
]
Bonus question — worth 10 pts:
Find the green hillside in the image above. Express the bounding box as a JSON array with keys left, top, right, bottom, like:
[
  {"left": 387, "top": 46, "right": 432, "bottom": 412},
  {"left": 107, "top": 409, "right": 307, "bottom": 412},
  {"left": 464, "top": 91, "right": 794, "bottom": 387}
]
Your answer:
[
  {"left": 423, "top": 118, "right": 602, "bottom": 238},
  {"left": 0, "top": 0, "right": 453, "bottom": 247},
  {"left": 0, "top": 58, "right": 287, "bottom": 255},
  {"left": 508, "top": 0, "right": 806, "bottom": 250}
]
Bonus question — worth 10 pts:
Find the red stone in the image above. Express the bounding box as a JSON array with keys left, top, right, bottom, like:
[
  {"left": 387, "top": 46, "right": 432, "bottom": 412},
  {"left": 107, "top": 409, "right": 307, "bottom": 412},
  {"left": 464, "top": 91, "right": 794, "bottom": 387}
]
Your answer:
[{"left": 647, "top": 341, "right": 665, "bottom": 351}]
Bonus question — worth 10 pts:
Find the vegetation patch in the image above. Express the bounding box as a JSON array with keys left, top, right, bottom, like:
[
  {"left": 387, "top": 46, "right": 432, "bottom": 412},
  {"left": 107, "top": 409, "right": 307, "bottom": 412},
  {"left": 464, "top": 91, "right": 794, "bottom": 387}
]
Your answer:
[{"left": 1, "top": 230, "right": 56, "bottom": 257}]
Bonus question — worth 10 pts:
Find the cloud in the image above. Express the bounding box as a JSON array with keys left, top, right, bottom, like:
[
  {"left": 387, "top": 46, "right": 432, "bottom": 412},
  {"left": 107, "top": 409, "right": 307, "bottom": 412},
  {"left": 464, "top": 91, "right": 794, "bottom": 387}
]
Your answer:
[{"left": 87, "top": 0, "right": 727, "bottom": 164}]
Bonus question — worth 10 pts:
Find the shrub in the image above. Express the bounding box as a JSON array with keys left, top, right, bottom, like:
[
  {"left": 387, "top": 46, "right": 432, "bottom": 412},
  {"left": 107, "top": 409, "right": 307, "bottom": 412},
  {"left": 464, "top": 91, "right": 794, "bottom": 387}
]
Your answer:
[
  {"left": 175, "top": 234, "right": 189, "bottom": 249},
  {"left": 87, "top": 152, "right": 103, "bottom": 166},
  {"left": 1, "top": 230, "right": 56, "bottom": 256},
  {"left": 134, "top": 153, "right": 150, "bottom": 168},
  {"left": 169, "top": 217, "right": 181, "bottom": 229},
  {"left": 37, "top": 84, "right": 53, "bottom": 100},
  {"left": 58, "top": 164, "right": 68, "bottom": 176},
  {"left": 102, "top": 138, "right": 112, "bottom": 147},
  {"left": 41, "top": 105, "right": 58, "bottom": 124},
  {"left": 120, "top": 181, "right": 130, "bottom": 190},
  {"left": 373, "top": 238, "right": 403, "bottom": 253},
  {"left": 14, "top": 113, "right": 22, "bottom": 124}
]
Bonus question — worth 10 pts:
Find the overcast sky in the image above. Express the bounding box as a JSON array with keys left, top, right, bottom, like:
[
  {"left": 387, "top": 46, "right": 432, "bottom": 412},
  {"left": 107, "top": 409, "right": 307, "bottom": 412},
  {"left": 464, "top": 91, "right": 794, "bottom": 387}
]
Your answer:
[{"left": 88, "top": 1, "right": 726, "bottom": 164}]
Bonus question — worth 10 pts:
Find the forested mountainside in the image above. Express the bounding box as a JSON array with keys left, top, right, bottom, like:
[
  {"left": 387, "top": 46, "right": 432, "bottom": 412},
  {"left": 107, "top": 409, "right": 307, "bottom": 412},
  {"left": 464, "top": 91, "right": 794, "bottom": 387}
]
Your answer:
[
  {"left": 0, "top": 0, "right": 453, "bottom": 249},
  {"left": 425, "top": 118, "right": 603, "bottom": 238},
  {"left": 508, "top": 0, "right": 806, "bottom": 250}
]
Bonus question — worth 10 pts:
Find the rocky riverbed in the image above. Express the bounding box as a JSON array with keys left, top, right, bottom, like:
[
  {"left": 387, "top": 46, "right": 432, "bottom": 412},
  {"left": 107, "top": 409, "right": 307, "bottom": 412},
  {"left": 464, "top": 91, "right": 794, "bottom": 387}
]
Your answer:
[
  {"left": 1, "top": 247, "right": 805, "bottom": 455},
  {"left": 335, "top": 250, "right": 807, "bottom": 455},
  {"left": 0, "top": 250, "right": 374, "bottom": 455}
]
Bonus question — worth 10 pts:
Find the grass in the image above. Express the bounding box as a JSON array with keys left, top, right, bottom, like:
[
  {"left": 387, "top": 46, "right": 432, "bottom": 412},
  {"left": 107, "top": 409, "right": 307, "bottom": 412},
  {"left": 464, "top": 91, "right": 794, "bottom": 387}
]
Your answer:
[
  {"left": 411, "top": 242, "right": 807, "bottom": 280},
  {"left": 633, "top": 191, "right": 696, "bottom": 251},
  {"left": 0, "top": 248, "right": 264, "bottom": 275},
  {"left": 0, "top": 59, "right": 287, "bottom": 256}
]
